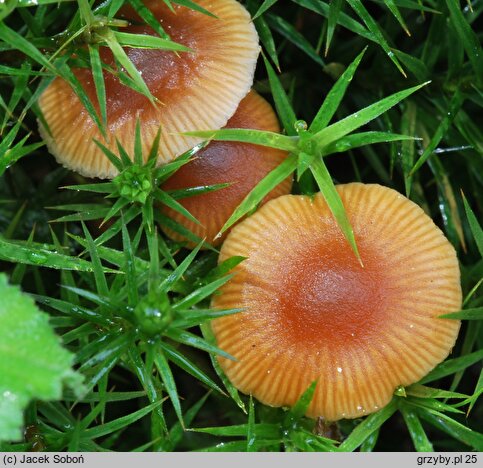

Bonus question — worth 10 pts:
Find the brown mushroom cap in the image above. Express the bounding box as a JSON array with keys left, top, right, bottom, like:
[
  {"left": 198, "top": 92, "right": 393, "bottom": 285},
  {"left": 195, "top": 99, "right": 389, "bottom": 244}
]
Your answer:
[
  {"left": 211, "top": 183, "right": 462, "bottom": 420},
  {"left": 160, "top": 90, "right": 293, "bottom": 246},
  {"left": 38, "top": 0, "right": 259, "bottom": 179}
]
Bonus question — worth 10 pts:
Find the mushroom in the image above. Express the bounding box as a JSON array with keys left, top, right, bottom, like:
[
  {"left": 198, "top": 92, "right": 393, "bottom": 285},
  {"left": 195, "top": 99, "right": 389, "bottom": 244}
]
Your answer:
[
  {"left": 38, "top": 0, "right": 259, "bottom": 179},
  {"left": 160, "top": 90, "right": 293, "bottom": 246},
  {"left": 211, "top": 183, "right": 462, "bottom": 420}
]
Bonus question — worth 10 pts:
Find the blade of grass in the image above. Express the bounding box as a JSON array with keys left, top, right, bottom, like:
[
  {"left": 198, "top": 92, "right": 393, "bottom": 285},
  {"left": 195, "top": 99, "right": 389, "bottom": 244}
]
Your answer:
[
  {"left": 399, "top": 405, "right": 433, "bottom": 451},
  {"left": 440, "top": 307, "right": 483, "bottom": 320},
  {"left": 88, "top": 44, "right": 107, "bottom": 128},
  {"left": 445, "top": 0, "right": 483, "bottom": 84},
  {"left": 311, "top": 82, "right": 429, "bottom": 150},
  {"left": 410, "top": 89, "right": 464, "bottom": 175},
  {"left": 266, "top": 13, "right": 325, "bottom": 67},
  {"left": 419, "top": 349, "right": 483, "bottom": 384},
  {"left": 262, "top": 53, "right": 297, "bottom": 135},
  {"left": 154, "top": 349, "right": 184, "bottom": 428},
  {"left": 325, "top": 0, "right": 344, "bottom": 55},
  {"left": 183, "top": 129, "right": 298, "bottom": 152},
  {"left": 462, "top": 192, "right": 483, "bottom": 257},
  {"left": 344, "top": 0, "right": 406, "bottom": 76},
  {"left": 311, "top": 157, "right": 361, "bottom": 262},
  {"left": 339, "top": 400, "right": 398, "bottom": 451},
  {"left": 310, "top": 48, "right": 367, "bottom": 133},
  {"left": 218, "top": 154, "right": 297, "bottom": 236}
]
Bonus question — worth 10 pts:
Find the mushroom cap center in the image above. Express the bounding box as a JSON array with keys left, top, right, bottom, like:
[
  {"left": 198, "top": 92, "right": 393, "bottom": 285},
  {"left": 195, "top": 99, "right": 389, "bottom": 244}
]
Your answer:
[{"left": 278, "top": 239, "right": 385, "bottom": 346}]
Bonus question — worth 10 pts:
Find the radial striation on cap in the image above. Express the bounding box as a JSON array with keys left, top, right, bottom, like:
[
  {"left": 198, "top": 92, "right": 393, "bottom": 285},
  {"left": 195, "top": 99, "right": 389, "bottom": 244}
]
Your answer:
[
  {"left": 211, "top": 183, "right": 462, "bottom": 421},
  {"left": 38, "top": 0, "right": 259, "bottom": 179},
  {"left": 161, "top": 90, "right": 293, "bottom": 247}
]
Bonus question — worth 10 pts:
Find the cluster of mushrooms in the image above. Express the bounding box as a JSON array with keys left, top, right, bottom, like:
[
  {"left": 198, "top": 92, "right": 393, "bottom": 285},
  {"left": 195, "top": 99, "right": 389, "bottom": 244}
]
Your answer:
[{"left": 39, "top": 0, "right": 462, "bottom": 423}]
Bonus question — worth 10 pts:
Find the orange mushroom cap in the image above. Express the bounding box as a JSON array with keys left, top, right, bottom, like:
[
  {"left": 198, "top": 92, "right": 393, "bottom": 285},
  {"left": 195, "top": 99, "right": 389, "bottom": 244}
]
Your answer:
[
  {"left": 211, "top": 183, "right": 462, "bottom": 420},
  {"left": 38, "top": 0, "right": 259, "bottom": 179},
  {"left": 160, "top": 90, "right": 293, "bottom": 246}
]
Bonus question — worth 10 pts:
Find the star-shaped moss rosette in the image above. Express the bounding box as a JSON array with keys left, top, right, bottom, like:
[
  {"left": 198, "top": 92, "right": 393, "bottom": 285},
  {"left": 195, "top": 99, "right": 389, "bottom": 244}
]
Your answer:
[
  {"left": 55, "top": 121, "right": 230, "bottom": 250},
  {"left": 184, "top": 49, "right": 426, "bottom": 262},
  {"left": 33, "top": 223, "right": 245, "bottom": 432}
]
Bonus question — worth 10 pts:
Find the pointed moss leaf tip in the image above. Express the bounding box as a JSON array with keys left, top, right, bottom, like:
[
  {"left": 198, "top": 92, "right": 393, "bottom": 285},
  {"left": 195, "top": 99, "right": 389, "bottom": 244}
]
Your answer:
[{"left": 0, "top": 274, "right": 83, "bottom": 442}]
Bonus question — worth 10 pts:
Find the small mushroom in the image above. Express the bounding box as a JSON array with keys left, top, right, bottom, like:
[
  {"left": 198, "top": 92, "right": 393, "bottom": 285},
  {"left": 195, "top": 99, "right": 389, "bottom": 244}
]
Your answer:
[
  {"left": 38, "top": 0, "right": 259, "bottom": 179},
  {"left": 161, "top": 90, "right": 293, "bottom": 246},
  {"left": 211, "top": 183, "right": 462, "bottom": 420}
]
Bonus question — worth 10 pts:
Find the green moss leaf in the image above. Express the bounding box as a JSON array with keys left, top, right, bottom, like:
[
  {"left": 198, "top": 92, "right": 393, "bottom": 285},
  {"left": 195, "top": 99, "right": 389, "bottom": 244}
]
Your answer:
[{"left": 0, "top": 274, "right": 82, "bottom": 442}]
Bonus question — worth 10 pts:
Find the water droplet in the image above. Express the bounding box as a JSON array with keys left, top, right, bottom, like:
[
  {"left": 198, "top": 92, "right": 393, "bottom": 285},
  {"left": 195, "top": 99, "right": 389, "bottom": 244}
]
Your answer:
[
  {"left": 337, "top": 367, "right": 343, "bottom": 373},
  {"left": 267, "top": 370, "right": 271, "bottom": 374},
  {"left": 28, "top": 252, "right": 48, "bottom": 265}
]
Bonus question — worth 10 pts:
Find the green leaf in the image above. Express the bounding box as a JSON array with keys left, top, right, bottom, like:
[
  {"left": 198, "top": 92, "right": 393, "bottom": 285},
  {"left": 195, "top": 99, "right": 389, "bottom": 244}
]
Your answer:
[
  {"left": 440, "top": 307, "right": 483, "bottom": 320},
  {"left": 112, "top": 31, "right": 191, "bottom": 52},
  {"left": 192, "top": 423, "right": 279, "bottom": 438},
  {"left": 445, "top": 0, "right": 483, "bottom": 84},
  {"left": 0, "top": 236, "right": 100, "bottom": 272},
  {"left": 383, "top": 0, "right": 411, "bottom": 36},
  {"left": 262, "top": 53, "right": 297, "bottom": 136},
  {"left": 325, "top": 0, "right": 344, "bottom": 55},
  {"left": 88, "top": 44, "right": 107, "bottom": 127},
  {"left": 405, "top": 384, "right": 469, "bottom": 400},
  {"left": 310, "top": 48, "right": 366, "bottom": 133},
  {"left": 410, "top": 89, "right": 464, "bottom": 175},
  {"left": 183, "top": 129, "right": 298, "bottom": 151},
  {"left": 127, "top": 0, "right": 169, "bottom": 39},
  {"left": 81, "top": 222, "right": 109, "bottom": 298},
  {"left": 310, "top": 157, "right": 361, "bottom": 262},
  {"left": 154, "top": 349, "right": 184, "bottom": 427},
  {"left": 286, "top": 381, "right": 317, "bottom": 421},
  {"left": 0, "top": 275, "right": 82, "bottom": 441},
  {"left": 34, "top": 295, "right": 113, "bottom": 326},
  {"left": 166, "top": 329, "right": 234, "bottom": 361},
  {"left": 253, "top": 14, "right": 280, "bottom": 71},
  {"left": 324, "top": 131, "right": 417, "bottom": 156},
  {"left": 292, "top": 0, "right": 373, "bottom": 42},
  {"left": 266, "top": 13, "right": 324, "bottom": 67},
  {"left": 399, "top": 406, "right": 433, "bottom": 451},
  {"left": 101, "top": 29, "right": 155, "bottom": 104},
  {"left": 417, "top": 409, "right": 483, "bottom": 450},
  {"left": 339, "top": 399, "right": 398, "bottom": 451},
  {"left": 311, "top": 82, "right": 429, "bottom": 150},
  {"left": 158, "top": 241, "right": 203, "bottom": 292},
  {"left": 462, "top": 192, "right": 483, "bottom": 258},
  {"left": 82, "top": 400, "right": 163, "bottom": 439},
  {"left": 0, "top": 23, "right": 55, "bottom": 73},
  {"left": 247, "top": 396, "right": 256, "bottom": 452},
  {"left": 199, "top": 439, "right": 281, "bottom": 452},
  {"left": 200, "top": 323, "right": 246, "bottom": 413},
  {"left": 160, "top": 342, "right": 224, "bottom": 394},
  {"left": 172, "top": 0, "right": 216, "bottom": 17},
  {"left": 218, "top": 154, "right": 297, "bottom": 235},
  {"left": 419, "top": 349, "right": 483, "bottom": 384},
  {"left": 252, "top": 0, "right": 278, "bottom": 19},
  {"left": 154, "top": 190, "right": 201, "bottom": 226},
  {"left": 173, "top": 275, "right": 233, "bottom": 310},
  {"left": 344, "top": 0, "right": 406, "bottom": 76}
]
